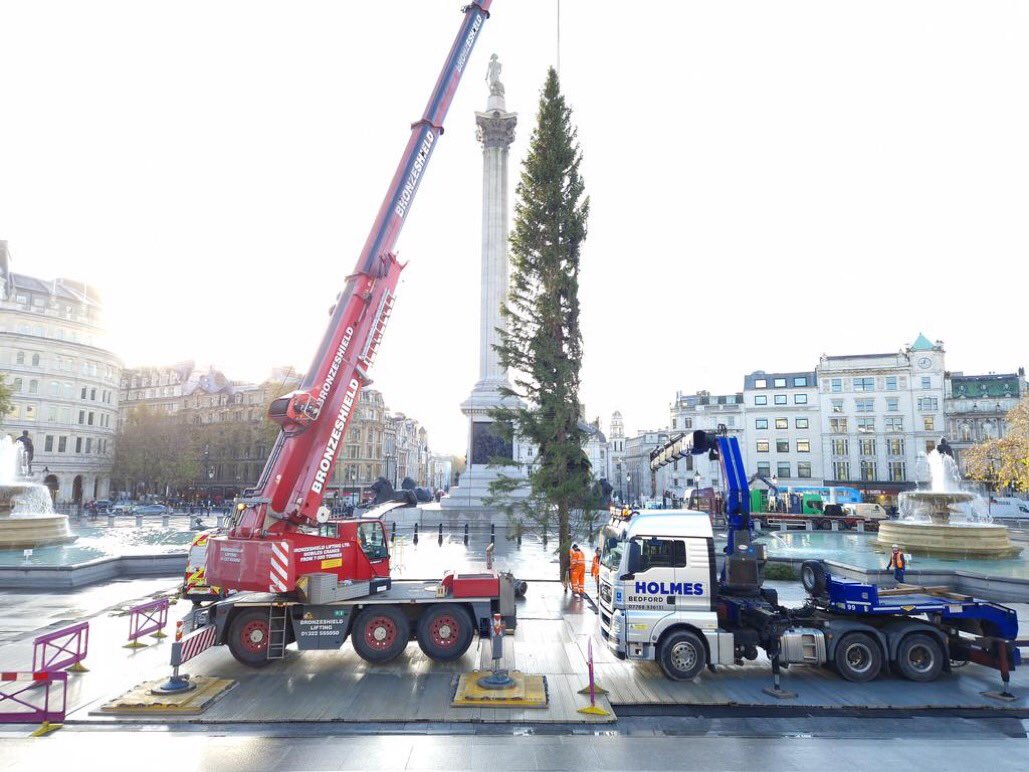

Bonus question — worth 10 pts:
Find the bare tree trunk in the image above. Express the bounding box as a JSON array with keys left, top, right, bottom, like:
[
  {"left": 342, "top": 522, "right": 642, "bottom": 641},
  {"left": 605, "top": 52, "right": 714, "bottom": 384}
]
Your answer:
[{"left": 558, "top": 501, "right": 571, "bottom": 583}]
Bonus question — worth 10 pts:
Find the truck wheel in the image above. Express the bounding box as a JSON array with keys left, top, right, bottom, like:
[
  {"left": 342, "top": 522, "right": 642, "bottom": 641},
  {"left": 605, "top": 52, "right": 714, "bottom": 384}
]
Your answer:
[
  {"left": 227, "top": 609, "right": 274, "bottom": 668},
  {"left": 658, "top": 630, "right": 706, "bottom": 681},
  {"left": 895, "top": 633, "right": 944, "bottom": 682},
  {"left": 834, "top": 632, "right": 882, "bottom": 682},
  {"left": 352, "top": 605, "right": 410, "bottom": 663},
  {"left": 801, "top": 561, "right": 827, "bottom": 596},
  {"left": 416, "top": 604, "right": 474, "bottom": 661}
]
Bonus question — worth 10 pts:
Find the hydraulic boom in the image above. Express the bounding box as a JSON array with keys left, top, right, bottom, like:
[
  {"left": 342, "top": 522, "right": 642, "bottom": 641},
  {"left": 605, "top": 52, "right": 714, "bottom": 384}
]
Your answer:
[{"left": 205, "top": 1, "right": 493, "bottom": 594}]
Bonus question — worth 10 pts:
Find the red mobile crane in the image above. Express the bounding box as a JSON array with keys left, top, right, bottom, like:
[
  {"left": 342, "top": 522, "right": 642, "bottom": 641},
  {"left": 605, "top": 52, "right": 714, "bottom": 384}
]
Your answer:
[{"left": 187, "top": 1, "right": 514, "bottom": 668}]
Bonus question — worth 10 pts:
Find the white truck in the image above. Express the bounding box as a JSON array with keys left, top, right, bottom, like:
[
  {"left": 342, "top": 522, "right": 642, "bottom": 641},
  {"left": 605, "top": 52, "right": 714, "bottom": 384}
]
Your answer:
[
  {"left": 597, "top": 510, "right": 734, "bottom": 680},
  {"left": 597, "top": 508, "right": 1022, "bottom": 686}
]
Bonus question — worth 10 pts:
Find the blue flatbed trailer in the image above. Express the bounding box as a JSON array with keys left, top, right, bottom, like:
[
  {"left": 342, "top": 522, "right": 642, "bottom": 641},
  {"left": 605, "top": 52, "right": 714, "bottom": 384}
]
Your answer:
[{"left": 825, "top": 575, "right": 1020, "bottom": 644}]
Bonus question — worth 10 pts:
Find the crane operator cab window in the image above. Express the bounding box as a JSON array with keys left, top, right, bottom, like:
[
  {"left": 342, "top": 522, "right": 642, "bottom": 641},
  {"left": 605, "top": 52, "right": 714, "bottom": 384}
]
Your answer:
[{"left": 357, "top": 521, "right": 389, "bottom": 561}]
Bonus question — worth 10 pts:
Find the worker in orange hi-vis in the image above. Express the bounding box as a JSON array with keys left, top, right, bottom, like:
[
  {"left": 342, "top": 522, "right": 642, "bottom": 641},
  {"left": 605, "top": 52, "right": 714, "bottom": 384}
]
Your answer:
[
  {"left": 569, "top": 544, "right": 586, "bottom": 597},
  {"left": 591, "top": 548, "right": 601, "bottom": 594}
]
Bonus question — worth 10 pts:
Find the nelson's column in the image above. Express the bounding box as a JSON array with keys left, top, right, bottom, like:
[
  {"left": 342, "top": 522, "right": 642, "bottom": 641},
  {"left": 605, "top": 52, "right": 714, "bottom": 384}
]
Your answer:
[{"left": 443, "top": 55, "right": 527, "bottom": 514}]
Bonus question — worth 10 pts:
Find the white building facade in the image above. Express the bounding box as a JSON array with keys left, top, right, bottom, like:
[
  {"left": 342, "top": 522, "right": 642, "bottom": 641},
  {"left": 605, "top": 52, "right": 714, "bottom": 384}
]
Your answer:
[
  {"left": 945, "top": 369, "right": 1027, "bottom": 475},
  {"left": 665, "top": 391, "right": 744, "bottom": 500},
  {"left": 0, "top": 241, "right": 121, "bottom": 503},
  {"left": 816, "top": 335, "right": 946, "bottom": 502},
  {"left": 742, "top": 370, "right": 822, "bottom": 486}
]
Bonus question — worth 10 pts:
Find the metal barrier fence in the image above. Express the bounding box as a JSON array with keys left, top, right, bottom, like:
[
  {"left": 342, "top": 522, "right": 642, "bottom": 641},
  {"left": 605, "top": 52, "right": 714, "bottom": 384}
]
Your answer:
[
  {"left": 388, "top": 521, "right": 504, "bottom": 546},
  {"left": 32, "top": 622, "right": 89, "bottom": 673},
  {"left": 124, "top": 598, "right": 169, "bottom": 649},
  {"left": 0, "top": 671, "right": 67, "bottom": 726}
]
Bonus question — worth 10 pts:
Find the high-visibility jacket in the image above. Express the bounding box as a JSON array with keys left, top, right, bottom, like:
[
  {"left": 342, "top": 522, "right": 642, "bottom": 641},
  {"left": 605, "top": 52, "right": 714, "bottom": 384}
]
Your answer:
[
  {"left": 569, "top": 549, "right": 586, "bottom": 571},
  {"left": 591, "top": 555, "right": 600, "bottom": 578},
  {"left": 889, "top": 551, "right": 905, "bottom": 569}
]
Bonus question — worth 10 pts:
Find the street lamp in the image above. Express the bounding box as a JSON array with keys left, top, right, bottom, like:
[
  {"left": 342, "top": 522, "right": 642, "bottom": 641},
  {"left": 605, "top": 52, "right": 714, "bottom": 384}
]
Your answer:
[{"left": 626, "top": 473, "right": 632, "bottom": 507}]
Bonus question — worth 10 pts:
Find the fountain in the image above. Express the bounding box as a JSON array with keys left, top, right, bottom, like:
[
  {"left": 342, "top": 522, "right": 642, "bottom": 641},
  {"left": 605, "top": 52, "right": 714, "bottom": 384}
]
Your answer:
[
  {"left": 876, "top": 442, "right": 1021, "bottom": 559},
  {"left": 0, "top": 436, "right": 74, "bottom": 548}
]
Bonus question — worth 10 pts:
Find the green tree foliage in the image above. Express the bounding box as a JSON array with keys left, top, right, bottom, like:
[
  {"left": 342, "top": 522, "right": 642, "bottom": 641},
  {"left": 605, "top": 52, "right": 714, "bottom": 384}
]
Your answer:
[
  {"left": 489, "top": 67, "right": 593, "bottom": 581},
  {"left": 112, "top": 406, "right": 199, "bottom": 495},
  {"left": 0, "top": 375, "right": 12, "bottom": 426}
]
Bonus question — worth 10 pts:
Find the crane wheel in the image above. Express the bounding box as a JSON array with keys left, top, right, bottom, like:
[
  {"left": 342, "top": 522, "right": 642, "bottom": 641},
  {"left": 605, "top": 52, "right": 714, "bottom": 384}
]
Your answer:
[
  {"left": 352, "top": 605, "right": 410, "bottom": 663},
  {"left": 227, "top": 609, "right": 274, "bottom": 668},
  {"left": 416, "top": 604, "right": 474, "bottom": 661}
]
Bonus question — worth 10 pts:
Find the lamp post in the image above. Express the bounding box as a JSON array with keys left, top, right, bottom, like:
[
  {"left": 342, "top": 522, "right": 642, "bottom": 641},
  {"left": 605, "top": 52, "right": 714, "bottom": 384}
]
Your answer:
[{"left": 626, "top": 473, "right": 632, "bottom": 507}]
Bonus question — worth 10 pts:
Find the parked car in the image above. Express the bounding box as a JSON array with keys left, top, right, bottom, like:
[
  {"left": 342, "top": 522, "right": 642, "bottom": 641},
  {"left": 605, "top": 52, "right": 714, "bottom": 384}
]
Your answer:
[
  {"left": 130, "top": 504, "right": 170, "bottom": 516},
  {"left": 111, "top": 500, "right": 135, "bottom": 514}
]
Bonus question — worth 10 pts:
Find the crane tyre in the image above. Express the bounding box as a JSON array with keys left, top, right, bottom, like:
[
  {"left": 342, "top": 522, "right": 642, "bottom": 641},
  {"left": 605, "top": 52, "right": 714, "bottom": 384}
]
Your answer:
[
  {"left": 801, "top": 561, "right": 827, "bottom": 596},
  {"left": 895, "top": 633, "right": 944, "bottom": 682},
  {"left": 834, "top": 632, "right": 882, "bottom": 682},
  {"left": 416, "top": 604, "right": 474, "bottom": 661},
  {"left": 658, "top": 630, "right": 706, "bottom": 681},
  {"left": 227, "top": 609, "right": 275, "bottom": 668},
  {"left": 352, "top": 605, "right": 410, "bottom": 663}
]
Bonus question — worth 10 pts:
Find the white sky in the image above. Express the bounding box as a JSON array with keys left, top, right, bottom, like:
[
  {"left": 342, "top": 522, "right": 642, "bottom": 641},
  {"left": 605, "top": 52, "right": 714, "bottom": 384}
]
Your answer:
[{"left": 1, "top": 1, "right": 1027, "bottom": 455}]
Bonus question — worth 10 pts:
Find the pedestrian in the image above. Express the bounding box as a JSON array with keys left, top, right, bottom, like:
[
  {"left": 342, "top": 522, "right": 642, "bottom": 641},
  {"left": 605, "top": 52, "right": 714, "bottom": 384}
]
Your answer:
[
  {"left": 887, "top": 544, "right": 906, "bottom": 583},
  {"left": 591, "top": 547, "right": 601, "bottom": 594},
  {"left": 568, "top": 543, "right": 586, "bottom": 597}
]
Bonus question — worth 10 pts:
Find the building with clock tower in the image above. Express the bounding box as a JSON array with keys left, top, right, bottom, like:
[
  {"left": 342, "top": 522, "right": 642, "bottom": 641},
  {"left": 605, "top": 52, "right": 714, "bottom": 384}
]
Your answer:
[{"left": 816, "top": 334, "right": 946, "bottom": 504}]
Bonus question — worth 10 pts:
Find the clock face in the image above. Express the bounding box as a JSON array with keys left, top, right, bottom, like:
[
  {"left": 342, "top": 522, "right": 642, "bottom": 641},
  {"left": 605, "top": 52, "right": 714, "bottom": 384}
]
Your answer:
[{"left": 918, "top": 357, "right": 932, "bottom": 369}]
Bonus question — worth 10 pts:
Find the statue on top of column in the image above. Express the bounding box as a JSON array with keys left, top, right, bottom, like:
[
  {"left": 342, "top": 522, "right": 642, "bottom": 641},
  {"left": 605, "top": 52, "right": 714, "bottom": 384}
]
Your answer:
[{"left": 486, "top": 53, "right": 505, "bottom": 97}]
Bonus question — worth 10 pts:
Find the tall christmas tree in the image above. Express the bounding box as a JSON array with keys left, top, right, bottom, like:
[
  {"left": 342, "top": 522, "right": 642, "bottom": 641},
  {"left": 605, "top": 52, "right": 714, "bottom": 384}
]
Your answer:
[{"left": 489, "top": 67, "right": 592, "bottom": 582}]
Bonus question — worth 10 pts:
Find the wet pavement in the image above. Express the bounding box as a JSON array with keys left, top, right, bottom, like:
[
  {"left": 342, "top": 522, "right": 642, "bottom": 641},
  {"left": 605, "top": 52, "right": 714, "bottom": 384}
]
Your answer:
[
  {"left": 2, "top": 561, "right": 1029, "bottom": 769},
  {"left": 2, "top": 726, "right": 1028, "bottom": 770}
]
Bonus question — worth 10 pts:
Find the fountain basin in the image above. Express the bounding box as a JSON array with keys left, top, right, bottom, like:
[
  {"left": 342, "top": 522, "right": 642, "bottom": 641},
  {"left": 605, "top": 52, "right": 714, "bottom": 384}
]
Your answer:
[
  {"left": 876, "top": 520, "right": 1022, "bottom": 559},
  {"left": 0, "top": 513, "right": 75, "bottom": 549}
]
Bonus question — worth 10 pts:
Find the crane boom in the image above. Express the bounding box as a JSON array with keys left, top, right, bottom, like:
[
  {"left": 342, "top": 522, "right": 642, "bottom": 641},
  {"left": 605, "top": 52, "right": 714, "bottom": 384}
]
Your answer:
[
  {"left": 204, "top": 2, "right": 494, "bottom": 594},
  {"left": 239, "top": 1, "right": 492, "bottom": 534}
]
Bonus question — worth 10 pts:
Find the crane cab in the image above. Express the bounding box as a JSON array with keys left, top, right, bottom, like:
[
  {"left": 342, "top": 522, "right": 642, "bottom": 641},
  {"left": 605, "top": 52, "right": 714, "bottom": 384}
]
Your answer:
[{"left": 598, "top": 509, "right": 735, "bottom": 680}]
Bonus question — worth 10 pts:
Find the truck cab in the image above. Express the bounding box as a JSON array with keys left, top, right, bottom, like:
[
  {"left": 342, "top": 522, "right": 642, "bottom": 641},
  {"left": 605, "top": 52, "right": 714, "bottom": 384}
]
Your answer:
[{"left": 597, "top": 509, "right": 735, "bottom": 680}]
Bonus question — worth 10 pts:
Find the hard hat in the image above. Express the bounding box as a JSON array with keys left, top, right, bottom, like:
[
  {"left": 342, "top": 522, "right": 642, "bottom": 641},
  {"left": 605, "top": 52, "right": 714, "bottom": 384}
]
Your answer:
[
  {"left": 892, "top": 544, "right": 899, "bottom": 549},
  {"left": 572, "top": 543, "right": 579, "bottom": 550}
]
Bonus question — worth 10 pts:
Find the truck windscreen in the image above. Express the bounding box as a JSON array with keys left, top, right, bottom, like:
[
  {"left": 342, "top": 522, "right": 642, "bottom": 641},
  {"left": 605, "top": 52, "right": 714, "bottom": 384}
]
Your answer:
[{"left": 601, "top": 541, "right": 624, "bottom": 571}]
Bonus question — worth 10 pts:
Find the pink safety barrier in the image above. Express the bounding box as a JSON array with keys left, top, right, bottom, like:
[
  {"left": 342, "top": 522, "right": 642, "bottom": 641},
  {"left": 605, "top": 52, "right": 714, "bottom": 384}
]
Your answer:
[
  {"left": 0, "top": 671, "right": 67, "bottom": 725},
  {"left": 32, "top": 621, "right": 89, "bottom": 674},
  {"left": 124, "top": 598, "right": 170, "bottom": 649}
]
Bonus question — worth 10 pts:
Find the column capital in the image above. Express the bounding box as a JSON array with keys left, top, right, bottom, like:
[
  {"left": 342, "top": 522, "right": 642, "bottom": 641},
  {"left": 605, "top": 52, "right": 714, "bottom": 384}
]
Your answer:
[{"left": 476, "top": 111, "right": 517, "bottom": 149}]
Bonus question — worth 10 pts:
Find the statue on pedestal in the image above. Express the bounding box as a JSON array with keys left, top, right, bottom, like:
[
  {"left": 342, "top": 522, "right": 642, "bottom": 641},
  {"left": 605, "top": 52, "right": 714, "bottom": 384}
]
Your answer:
[{"left": 486, "top": 53, "right": 504, "bottom": 97}]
